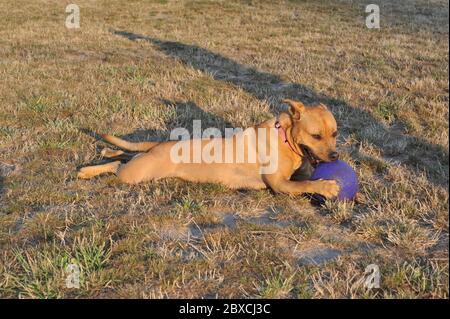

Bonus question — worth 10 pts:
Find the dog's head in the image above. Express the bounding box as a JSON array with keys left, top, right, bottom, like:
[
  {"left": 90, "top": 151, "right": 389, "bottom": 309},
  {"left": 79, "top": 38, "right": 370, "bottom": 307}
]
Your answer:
[{"left": 283, "top": 99, "right": 338, "bottom": 164}]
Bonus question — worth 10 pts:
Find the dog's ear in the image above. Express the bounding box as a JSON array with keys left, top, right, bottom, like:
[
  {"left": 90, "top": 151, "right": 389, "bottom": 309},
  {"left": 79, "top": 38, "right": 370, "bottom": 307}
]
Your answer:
[{"left": 283, "top": 99, "right": 305, "bottom": 120}]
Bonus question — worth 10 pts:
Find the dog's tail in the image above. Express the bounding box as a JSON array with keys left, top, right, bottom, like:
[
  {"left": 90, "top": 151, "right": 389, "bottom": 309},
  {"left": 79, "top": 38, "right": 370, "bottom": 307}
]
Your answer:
[{"left": 101, "top": 134, "right": 160, "bottom": 152}]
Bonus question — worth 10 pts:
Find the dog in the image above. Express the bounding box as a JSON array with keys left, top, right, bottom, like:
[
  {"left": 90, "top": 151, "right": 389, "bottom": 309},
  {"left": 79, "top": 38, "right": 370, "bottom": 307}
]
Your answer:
[{"left": 78, "top": 99, "right": 340, "bottom": 199}]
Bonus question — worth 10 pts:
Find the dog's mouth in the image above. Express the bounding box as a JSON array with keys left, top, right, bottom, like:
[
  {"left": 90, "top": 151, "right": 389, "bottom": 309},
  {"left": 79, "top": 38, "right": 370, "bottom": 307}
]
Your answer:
[{"left": 300, "top": 145, "right": 322, "bottom": 167}]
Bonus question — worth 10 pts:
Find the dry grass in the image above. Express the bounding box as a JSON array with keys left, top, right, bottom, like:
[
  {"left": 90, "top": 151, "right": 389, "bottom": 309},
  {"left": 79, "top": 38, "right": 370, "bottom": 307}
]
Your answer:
[{"left": 0, "top": 0, "right": 448, "bottom": 298}]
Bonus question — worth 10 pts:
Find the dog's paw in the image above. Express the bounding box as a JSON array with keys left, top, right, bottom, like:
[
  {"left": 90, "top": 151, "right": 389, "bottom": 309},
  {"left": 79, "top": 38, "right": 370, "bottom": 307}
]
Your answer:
[
  {"left": 316, "top": 179, "right": 340, "bottom": 199},
  {"left": 77, "top": 168, "right": 91, "bottom": 179}
]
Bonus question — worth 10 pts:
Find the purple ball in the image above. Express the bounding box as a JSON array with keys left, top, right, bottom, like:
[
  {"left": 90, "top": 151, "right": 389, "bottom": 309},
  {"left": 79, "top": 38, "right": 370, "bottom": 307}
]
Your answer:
[{"left": 311, "top": 160, "right": 359, "bottom": 201}]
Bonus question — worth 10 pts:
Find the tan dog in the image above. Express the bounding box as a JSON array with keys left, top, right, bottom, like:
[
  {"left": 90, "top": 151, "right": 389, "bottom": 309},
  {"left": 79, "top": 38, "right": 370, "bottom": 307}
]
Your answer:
[{"left": 78, "top": 99, "right": 340, "bottom": 199}]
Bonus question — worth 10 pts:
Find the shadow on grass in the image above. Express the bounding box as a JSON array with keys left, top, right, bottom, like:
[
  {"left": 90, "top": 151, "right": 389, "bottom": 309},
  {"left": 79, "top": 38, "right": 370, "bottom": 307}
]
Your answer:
[
  {"left": 120, "top": 99, "right": 234, "bottom": 142},
  {"left": 111, "top": 30, "right": 448, "bottom": 188},
  {"left": 82, "top": 99, "right": 233, "bottom": 142},
  {"left": 79, "top": 99, "right": 236, "bottom": 168},
  {"left": 0, "top": 176, "right": 4, "bottom": 198},
  {"left": 0, "top": 162, "right": 17, "bottom": 199}
]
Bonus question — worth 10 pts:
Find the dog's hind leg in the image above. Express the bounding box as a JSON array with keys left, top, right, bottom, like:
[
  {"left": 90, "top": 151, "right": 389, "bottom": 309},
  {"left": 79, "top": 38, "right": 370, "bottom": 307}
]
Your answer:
[
  {"left": 78, "top": 141, "right": 177, "bottom": 184},
  {"left": 78, "top": 161, "right": 121, "bottom": 179}
]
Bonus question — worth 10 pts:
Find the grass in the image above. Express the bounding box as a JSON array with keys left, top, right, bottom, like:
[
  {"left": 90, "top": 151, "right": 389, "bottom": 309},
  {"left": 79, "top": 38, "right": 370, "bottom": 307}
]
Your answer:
[
  {"left": 0, "top": 0, "right": 448, "bottom": 298},
  {"left": 2, "top": 233, "right": 112, "bottom": 298}
]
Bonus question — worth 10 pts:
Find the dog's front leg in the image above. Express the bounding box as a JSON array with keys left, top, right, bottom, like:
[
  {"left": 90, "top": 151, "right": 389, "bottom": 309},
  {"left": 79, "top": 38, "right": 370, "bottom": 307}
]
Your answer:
[{"left": 263, "top": 175, "right": 339, "bottom": 199}]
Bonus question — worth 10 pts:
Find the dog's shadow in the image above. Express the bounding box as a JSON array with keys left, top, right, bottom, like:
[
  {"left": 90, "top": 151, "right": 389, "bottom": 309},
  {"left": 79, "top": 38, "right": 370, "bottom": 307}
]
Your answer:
[
  {"left": 121, "top": 99, "right": 235, "bottom": 142},
  {"left": 0, "top": 176, "right": 4, "bottom": 198},
  {"left": 80, "top": 98, "right": 235, "bottom": 166}
]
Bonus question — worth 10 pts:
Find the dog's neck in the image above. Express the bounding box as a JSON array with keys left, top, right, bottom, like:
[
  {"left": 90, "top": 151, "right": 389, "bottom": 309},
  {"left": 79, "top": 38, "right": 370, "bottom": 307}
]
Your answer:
[{"left": 277, "top": 112, "right": 304, "bottom": 157}]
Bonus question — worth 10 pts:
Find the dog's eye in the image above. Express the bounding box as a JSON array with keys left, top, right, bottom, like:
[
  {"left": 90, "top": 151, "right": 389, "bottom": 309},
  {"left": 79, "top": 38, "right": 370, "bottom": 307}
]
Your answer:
[
  {"left": 311, "top": 134, "right": 322, "bottom": 140},
  {"left": 332, "top": 131, "right": 338, "bottom": 138}
]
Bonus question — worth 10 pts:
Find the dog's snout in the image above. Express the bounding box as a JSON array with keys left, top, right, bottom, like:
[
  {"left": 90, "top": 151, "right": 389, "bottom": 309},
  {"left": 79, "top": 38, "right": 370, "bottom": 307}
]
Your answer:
[{"left": 328, "top": 151, "right": 339, "bottom": 161}]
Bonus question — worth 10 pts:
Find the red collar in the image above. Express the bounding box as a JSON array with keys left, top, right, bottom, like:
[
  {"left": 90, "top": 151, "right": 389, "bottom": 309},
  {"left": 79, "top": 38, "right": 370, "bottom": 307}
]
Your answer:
[{"left": 275, "top": 120, "right": 302, "bottom": 157}]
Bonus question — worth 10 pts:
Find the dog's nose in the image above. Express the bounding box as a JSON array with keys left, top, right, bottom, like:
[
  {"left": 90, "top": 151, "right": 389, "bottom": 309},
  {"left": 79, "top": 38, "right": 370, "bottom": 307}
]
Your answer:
[{"left": 329, "top": 151, "right": 339, "bottom": 161}]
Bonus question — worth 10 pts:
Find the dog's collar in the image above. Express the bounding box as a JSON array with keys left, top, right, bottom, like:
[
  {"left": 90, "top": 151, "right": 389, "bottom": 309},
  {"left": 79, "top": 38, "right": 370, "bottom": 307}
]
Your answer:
[{"left": 275, "top": 119, "right": 302, "bottom": 157}]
